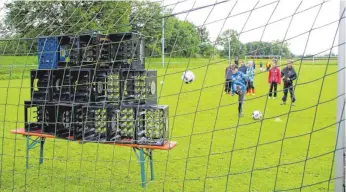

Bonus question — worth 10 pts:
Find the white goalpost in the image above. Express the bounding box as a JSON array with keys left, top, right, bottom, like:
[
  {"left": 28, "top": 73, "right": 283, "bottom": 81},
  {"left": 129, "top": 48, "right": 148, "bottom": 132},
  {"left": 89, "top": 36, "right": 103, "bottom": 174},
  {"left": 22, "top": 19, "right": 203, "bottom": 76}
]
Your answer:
[
  {"left": 311, "top": 55, "right": 338, "bottom": 65},
  {"left": 335, "top": 0, "right": 345, "bottom": 191}
]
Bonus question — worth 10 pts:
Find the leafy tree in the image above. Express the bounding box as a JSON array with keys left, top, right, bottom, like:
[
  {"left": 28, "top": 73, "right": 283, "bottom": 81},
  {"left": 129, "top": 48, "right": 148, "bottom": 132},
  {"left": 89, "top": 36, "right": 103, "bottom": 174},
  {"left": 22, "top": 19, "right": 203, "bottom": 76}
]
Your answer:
[
  {"left": 199, "top": 42, "right": 214, "bottom": 58},
  {"left": 130, "top": 1, "right": 201, "bottom": 57},
  {"left": 197, "top": 26, "right": 210, "bottom": 43},
  {"left": 244, "top": 41, "right": 292, "bottom": 58},
  {"left": 3, "top": 1, "right": 130, "bottom": 38},
  {"left": 217, "top": 29, "right": 246, "bottom": 58},
  {"left": 2, "top": 1, "right": 130, "bottom": 55},
  {"left": 166, "top": 19, "right": 201, "bottom": 57},
  {"left": 130, "top": 1, "right": 163, "bottom": 56},
  {"left": 2, "top": 1, "right": 294, "bottom": 59}
]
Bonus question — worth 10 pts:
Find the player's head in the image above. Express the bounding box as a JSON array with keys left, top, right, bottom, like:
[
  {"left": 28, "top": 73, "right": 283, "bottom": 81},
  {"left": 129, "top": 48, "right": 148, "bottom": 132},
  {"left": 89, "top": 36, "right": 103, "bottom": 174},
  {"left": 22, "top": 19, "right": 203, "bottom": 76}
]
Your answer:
[
  {"left": 247, "top": 61, "right": 253, "bottom": 66},
  {"left": 230, "top": 64, "right": 238, "bottom": 74},
  {"left": 287, "top": 60, "right": 294, "bottom": 68},
  {"left": 272, "top": 59, "right": 277, "bottom": 67}
]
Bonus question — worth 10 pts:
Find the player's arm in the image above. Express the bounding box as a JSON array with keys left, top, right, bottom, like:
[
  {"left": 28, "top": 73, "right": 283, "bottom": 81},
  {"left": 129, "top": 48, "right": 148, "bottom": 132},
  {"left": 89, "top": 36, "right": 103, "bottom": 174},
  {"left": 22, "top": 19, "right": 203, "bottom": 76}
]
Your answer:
[
  {"left": 242, "top": 72, "right": 249, "bottom": 82},
  {"left": 268, "top": 70, "right": 271, "bottom": 83},
  {"left": 230, "top": 80, "right": 235, "bottom": 95},
  {"left": 290, "top": 68, "right": 297, "bottom": 81},
  {"left": 229, "top": 78, "right": 233, "bottom": 93},
  {"left": 278, "top": 68, "right": 282, "bottom": 84},
  {"left": 245, "top": 69, "right": 250, "bottom": 78},
  {"left": 281, "top": 68, "right": 285, "bottom": 79}
]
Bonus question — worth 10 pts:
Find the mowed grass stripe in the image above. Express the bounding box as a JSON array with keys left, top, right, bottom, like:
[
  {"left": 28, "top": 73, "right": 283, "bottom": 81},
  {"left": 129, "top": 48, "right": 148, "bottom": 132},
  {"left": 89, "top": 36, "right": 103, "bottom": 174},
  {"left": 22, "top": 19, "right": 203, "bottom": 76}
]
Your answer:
[{"left": 0, "top": 57, "right": 339, "bottom": 191}]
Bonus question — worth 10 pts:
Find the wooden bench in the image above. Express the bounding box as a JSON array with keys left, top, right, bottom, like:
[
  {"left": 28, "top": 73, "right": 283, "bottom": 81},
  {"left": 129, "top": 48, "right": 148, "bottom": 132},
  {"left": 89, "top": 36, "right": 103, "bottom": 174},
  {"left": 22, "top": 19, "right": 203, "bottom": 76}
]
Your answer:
[{"left": 10, "top": 128, "right": 177, "bottom": 187}]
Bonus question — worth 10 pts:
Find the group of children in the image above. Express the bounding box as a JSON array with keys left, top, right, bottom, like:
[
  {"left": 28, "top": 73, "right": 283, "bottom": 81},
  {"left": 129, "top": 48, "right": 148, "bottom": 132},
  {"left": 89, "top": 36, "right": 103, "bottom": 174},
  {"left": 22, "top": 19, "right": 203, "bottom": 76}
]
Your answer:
[
  {"left": 224, "top": 59, "right": 297, "bottom": 117},
  {"left": 225, "top": 61, "right": 256, "bottom": 96}
]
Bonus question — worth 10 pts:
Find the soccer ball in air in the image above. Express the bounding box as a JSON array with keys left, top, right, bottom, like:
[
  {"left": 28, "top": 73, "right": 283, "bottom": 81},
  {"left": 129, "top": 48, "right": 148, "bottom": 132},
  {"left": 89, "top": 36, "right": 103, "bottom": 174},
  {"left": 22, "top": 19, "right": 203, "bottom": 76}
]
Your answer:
[
  {"left": 182, "top": 70, "right": 195, "bottom": 84},
  {"left": 252, "top": 110, "right": 262, "bottom": 120}
]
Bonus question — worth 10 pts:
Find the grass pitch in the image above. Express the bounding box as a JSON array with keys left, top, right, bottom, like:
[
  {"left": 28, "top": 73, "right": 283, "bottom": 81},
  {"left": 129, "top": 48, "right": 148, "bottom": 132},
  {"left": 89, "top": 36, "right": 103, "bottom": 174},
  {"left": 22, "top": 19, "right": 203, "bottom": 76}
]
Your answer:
[{"left": 0, "top": 56, "right": 339, "bottom": 191}]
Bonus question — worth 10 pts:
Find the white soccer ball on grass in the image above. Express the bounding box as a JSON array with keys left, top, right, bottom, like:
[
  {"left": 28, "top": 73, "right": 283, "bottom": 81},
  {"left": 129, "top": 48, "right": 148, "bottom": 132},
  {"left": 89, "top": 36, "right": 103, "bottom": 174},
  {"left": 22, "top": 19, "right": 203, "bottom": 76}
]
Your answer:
[
  {"left": 181, "top": 70, "right": 195, "bottom": 84},
  {"left": 252, "top": 110, "right": 262, "bottom": 120}
]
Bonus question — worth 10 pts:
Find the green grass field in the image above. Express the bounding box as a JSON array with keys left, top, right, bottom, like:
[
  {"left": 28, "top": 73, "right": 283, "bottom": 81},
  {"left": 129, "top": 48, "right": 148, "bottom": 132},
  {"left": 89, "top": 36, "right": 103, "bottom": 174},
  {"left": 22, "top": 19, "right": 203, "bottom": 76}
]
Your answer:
[{"left": 0, "top": 56, "right": 340, "bottom": 191}]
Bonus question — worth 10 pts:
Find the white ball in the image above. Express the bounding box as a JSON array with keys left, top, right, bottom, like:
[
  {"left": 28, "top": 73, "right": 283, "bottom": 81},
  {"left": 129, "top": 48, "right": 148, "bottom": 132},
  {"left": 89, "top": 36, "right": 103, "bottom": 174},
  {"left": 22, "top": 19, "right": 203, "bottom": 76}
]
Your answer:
[
  {"left": 182, "top": 70, "right": 195, "bottom": 84},
  {"left": 252, "top": 110, "right": 262, "bottom": 120}
]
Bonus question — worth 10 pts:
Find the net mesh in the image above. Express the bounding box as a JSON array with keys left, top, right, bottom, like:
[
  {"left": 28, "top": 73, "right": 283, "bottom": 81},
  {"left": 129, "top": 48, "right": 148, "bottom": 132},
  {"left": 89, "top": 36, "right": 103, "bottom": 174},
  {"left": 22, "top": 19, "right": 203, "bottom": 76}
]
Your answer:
[{"left": 0, "top": 0, "right": 345, "bottom": 191}]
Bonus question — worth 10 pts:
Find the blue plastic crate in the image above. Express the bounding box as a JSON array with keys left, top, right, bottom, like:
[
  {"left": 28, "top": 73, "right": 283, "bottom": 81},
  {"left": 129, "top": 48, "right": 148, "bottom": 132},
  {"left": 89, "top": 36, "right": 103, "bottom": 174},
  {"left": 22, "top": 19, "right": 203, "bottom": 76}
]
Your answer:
[{"left": 38, "top": 37, "right": 59, "bottom": 69}]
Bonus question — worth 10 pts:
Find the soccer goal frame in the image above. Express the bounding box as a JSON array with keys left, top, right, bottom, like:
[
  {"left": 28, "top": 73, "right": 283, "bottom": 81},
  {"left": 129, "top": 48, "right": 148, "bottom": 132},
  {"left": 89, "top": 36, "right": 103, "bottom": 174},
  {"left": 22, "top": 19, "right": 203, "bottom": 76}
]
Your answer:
[
  {"left": 311, "top": 56, "right": 338, "bottom": 65},
  {"left": 245, "top": 55, "right": 282, "bottom": 66},
  {"left": 335, "top": 1, "right": 345, "bottom": 191}
]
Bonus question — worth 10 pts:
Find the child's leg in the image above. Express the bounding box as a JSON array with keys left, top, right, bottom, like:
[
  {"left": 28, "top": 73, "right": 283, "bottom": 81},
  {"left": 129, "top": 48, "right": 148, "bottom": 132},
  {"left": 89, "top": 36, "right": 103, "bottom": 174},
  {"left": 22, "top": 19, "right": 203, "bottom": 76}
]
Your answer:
[
  {"left": 232, "top": 83, "right": 237, "bottom": 95},
  {"left": 228, "top": 80, "right": 232, "bottom": 93},
  {"left": 238, "top": 93, "right": 244, "bottom": 116},
  {"left": 282, "top": 82, "right": 288, "bottom": 103},
  {"left": 289, "top": 82, "right": 296, "bottom": 102},
  {"left": 273, "top": 83, "right": 278, "bottom": 97},
  {"left": 269, "top": 83, "right": 273, "bottom": 97},
  {"left": 250, "top": 81, "right": 255, "bottom": 94},
  {"left": 246, "top": 82, "right": 250, "bottom": 94}
]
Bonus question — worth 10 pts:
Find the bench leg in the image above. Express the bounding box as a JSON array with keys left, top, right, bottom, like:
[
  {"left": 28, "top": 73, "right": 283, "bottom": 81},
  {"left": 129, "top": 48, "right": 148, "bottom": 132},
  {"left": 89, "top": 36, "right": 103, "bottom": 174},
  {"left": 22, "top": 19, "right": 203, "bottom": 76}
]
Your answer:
[
  {"left": 25, "top": 136, "right": 45, "bottom": 168},
  {"left": 39, "top": 138, "right": 45, "bottom": 164},
  {"left": 134, "top": 148, "right": 155, "bottom": 187},
  {"left": 139, "top": 148, "right": 146, "bottom": 187},
  {"left": 149, "top": 150, "right": 154, "bottom": 180},
  {"left": 26, "top": 136, "right": 29, "bottom": 169}
]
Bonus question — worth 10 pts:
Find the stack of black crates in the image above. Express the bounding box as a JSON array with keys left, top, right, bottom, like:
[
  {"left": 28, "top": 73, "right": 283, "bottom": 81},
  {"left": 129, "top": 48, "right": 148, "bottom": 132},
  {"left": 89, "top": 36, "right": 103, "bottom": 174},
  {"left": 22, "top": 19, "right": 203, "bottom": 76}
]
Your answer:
[{"left": 24, "top": 31, "right": 168, "bottom": 146}]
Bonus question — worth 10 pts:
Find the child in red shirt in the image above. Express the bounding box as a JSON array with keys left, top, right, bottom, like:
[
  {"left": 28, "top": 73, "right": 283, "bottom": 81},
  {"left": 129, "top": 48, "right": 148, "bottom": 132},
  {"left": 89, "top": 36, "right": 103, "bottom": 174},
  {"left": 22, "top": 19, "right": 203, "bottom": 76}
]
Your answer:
[{"left": 268, "top": 60, "right": 281, "bottom": 99}]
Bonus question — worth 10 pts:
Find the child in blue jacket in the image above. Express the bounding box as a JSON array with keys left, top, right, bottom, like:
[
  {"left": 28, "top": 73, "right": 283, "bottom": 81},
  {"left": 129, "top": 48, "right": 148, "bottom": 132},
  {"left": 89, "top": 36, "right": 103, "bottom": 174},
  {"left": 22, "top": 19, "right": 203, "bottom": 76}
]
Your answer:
[{"left": 230, "top": 64, "right": 248, "bottom": 117}]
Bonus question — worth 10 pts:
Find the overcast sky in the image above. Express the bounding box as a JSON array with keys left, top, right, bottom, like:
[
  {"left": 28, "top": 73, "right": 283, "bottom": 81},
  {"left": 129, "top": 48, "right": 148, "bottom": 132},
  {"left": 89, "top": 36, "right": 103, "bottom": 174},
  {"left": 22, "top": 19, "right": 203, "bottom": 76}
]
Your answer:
[
  {"left": 0, "top": 0, "right": 343, "bottom": 56},
  {"left": 163, "top": 0, "right": 343, "bottom": 55}
]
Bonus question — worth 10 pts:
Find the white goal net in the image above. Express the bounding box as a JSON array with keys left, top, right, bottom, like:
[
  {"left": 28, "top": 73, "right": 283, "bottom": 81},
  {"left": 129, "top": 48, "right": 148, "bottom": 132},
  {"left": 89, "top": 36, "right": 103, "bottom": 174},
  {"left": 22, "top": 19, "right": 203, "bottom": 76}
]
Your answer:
[{"left": 0, "top": 0, "right": 345, "bottom": 191}]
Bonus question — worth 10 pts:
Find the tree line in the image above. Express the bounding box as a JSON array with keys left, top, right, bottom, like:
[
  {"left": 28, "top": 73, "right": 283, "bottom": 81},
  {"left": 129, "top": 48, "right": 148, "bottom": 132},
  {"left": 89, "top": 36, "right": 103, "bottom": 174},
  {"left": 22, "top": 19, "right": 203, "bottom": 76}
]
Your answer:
[{"left": 0, "top": 1, "right": 293, "bottom": 58}]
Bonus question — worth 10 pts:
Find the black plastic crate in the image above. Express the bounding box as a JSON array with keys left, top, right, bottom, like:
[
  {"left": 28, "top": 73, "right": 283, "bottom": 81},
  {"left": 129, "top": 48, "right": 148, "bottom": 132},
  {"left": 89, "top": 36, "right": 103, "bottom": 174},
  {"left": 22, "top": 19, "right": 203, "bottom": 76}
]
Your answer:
[
  {"left": 79, "top": 34, "right": 112, "bottom": 64},
  {"left": 109, "top": 106, "right": 136, "bottom": 143},
  {"left": 121, "top": 70, "right": 157, "bottom": 104},
  {"left": 108, "top": 32, "right": 145, "bottom": 70},
  {"left": 55, "top": 103, "right": 83, "bottom": 139},
  {"left": 51, "top": 68, "right": 72, "bottom": 102},
  {"left": 58, "top": 36, "right": 81, "bottom": 67},
  {"left": 80, "top": 105, "right": 118, "bottom": 142},
  {"left": 97, "top": 60, "right": 142, "bottom": 70},
  {"left": 70, "top": 68, "right": 121, "bottom": 104},
  {"left": 30, "top": 69, "right": 53, "bottom": 101},
  {"left": 105, "top": 70, "right": 121, "bottom": 104},
  {"left": 24, "top": 100, "right": 56, "bottom": 133},
  {"left": 116, "top": 60, "right": 144, "bottom": 70},
  {"left": 136, "top": 105, "right": 169, "bottom": 146},
  {"left": 70, "top": 68, "right": 92, "bottom": 103}
]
